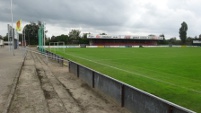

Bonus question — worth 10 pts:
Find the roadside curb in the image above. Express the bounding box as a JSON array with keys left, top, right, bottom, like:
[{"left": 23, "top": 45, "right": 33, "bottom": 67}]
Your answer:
[{"left": 2, "top": 51, "right": 27, "bottom": 113}]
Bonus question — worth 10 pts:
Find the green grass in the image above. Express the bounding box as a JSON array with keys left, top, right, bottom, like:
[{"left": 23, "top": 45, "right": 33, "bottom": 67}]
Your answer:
[{"left": 49, "top": 47, "right": 201, "bottom": 112}]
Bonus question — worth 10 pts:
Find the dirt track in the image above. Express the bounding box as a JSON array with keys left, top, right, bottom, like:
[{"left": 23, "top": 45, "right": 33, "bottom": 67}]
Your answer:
[{"left": 8, "top": 50, "right": 130, "bottom": 113}]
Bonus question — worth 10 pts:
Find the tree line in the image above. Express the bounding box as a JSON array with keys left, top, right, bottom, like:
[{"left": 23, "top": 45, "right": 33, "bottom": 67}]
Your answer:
[
  {"left": 158, "top": 21, "right": 201, "bottom": 45},
  {"left": 48, "top": 30, "right": 89, "bottom": 45},
  {"left": 1, "top": 21, "right": 200, "bottom": 45},
  {"left": 23, "top": 22, "right": 89, "bottom": 45},
  {"left": 1, "top": 22, "right": 89, "bottom": 45}
]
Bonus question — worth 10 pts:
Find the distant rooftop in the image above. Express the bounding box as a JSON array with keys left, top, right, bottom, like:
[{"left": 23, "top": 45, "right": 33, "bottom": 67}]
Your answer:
[{"left": 87, "top": 34, "right": 163, "bottom": 40}]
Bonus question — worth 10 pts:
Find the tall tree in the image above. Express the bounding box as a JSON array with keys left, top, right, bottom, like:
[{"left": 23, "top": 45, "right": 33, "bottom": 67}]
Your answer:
[
  {"left": 158, "top": 34, "right": 167, "bottom": 44},
  {"left": 68, "top": 29, "right": 81, "bottom": 44},
  {"left": 47, "top": 34, "right": 68, "bottom": 45},
  {"left": 79, "top": 33, "right": 89, "bottom": 44},
  {"left": 179, "top": 21, "right": 188, "bottom": 44},
  {"left": 23, "top": 21, "right": 42, "bottom": 45}
]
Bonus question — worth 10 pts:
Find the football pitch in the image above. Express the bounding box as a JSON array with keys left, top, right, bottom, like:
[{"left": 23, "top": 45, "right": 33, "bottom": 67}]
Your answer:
[{"left": 49, "top": 47, "right": 201, "bottom": 112}]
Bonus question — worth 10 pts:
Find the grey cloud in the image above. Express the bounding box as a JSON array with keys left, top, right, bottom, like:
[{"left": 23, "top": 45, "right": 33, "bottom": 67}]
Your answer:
[
  {"left": 1, "top": 0, "right": 201, "bottom": 38},
  {"left": 10, "top": 0, "right": 129, "bottom": 26}
]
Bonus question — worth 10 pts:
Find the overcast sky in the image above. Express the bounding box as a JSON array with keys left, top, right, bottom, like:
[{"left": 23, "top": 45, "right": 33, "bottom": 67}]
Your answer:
[{"left": 1, "top": 0, "right": 201, "bottom": 39}]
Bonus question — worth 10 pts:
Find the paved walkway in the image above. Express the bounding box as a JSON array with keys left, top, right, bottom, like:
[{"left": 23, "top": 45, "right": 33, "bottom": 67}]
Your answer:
[{"left": 0, "top": 46, "right": 25, "bottom": 112}]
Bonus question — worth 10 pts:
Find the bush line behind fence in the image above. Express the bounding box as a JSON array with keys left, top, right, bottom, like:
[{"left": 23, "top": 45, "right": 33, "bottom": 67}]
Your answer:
[{"left": 44, "top": 50, "right": 196, "bottom": 113}]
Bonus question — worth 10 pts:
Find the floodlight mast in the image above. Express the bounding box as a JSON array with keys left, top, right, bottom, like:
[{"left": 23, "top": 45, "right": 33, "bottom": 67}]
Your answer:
[
  {"left": 44, "top": 22, "right": 46, "bottom": 47},
  {"left": 10, "top": 0, "right": 15, "bottom": 56}
]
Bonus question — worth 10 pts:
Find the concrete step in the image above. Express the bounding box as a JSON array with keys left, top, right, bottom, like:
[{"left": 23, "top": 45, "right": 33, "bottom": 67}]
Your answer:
[{"left": 8, "top": 52, "right": 49, "bottom": 113}]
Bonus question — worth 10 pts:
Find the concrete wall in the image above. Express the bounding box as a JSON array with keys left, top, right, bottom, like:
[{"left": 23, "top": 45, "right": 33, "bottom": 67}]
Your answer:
[
  {"left": 79, "top": 66, "right": 93, "bottom": 87},
  {"left": 45, "top": 50, "right": 196, "bottom": 113},
  {"left": 69, "top": 62, "right": 78, "bottom": 76},
  {"left": 94, "top": 72, "right": 122, "bottom": 105},
  {"left": 68, "top": 61, "right": 195, "bottom": 113},
  {"left": 124, "top": 85, "right": 171, "bottom": 113}
]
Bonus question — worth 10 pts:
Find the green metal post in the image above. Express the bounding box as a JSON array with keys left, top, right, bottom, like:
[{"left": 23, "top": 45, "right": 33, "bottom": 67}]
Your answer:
[{"left": 38, "top": 24, "right": 44, "bottom": 52}]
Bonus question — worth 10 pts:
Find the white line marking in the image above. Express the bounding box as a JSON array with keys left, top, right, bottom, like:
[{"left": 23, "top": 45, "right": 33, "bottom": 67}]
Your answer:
[
  {"left": 94, "top": 58, "right": 132, "bottom": 61},
  {"left": 93, "top": 57, "right": 201, "bottom": 86},
  {"left": 63, "top": 52, "right": 201, "bottom": 94}
]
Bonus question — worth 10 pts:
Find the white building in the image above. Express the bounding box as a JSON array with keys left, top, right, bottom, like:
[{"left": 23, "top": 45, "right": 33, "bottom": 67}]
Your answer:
[{"left": 0, "top": 38, "right": 4, "bottom": 47}]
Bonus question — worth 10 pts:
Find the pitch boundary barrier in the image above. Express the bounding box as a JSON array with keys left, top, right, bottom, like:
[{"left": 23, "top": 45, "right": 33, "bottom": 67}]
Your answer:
[{"left": 35, "top": 48, "right": 196, "bottom": 113}]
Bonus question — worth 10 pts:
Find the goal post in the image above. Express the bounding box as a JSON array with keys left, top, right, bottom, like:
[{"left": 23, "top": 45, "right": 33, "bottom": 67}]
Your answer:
[
  {"left": 56, "top": 41, "right": 65, "bottom": 53},
  {"left": 48, "top": 41, "right": 65, "bottom": 53}
]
